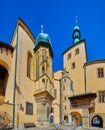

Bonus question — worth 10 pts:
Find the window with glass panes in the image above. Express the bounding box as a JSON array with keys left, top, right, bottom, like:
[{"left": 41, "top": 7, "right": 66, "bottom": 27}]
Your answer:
[
  {"left": 98, "top": 91, "right": 105, "bottom": 103},
  {"left": 97, "top": 68, "right": 104, "bottom": 78}
]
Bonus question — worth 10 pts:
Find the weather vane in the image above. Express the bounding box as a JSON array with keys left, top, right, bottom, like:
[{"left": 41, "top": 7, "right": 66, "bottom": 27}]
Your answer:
[
  {"left": 75, "top": 16, "right": 78, "bottom": 26},
  {"left": 41, "top": 25, "right": 44, "bottom": 33}
]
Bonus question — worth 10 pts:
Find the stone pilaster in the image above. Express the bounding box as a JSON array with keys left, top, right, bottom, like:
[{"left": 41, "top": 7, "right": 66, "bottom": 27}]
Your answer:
[
  {"left": 34, "top": 91, "right": 54, "bottom": 127},
  {"left": 82, "top": 109, "right": 89, "bottom": 128}
]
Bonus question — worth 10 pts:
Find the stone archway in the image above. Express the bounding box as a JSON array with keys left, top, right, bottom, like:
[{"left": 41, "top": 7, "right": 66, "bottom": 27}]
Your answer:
[
  {"left": 71, "top": 112, "right": 82, "bottom": 126},
  {"left": 0, "top": 64, "right": 9, "bottom": 102},
  {"left": 92, "top": 115, "right": 103, "bottom": 128}
]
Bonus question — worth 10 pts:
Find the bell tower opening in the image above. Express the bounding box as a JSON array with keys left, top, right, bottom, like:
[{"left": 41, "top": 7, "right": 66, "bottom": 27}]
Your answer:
[{"left": 0, "top": 65, "right": 8, "bottom": 102}]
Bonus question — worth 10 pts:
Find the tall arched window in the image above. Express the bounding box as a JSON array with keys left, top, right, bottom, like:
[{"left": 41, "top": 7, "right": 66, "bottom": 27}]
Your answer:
[
  {"left": 42, "top": 65, "right": 45, "bottom": 75},
  {"left": 27, "top": 52, "right": 32, "bottom": 78},
  {"left": 42, "top": 52, "right": 46, "bottom": 62}
]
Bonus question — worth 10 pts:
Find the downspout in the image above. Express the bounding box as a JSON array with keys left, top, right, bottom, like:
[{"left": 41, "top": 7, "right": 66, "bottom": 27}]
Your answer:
[
  {"left": 12, "top": 24, "right": 19, "bottom": 128},
  {"left": 84, "top": 63, "right": 87, "bottom": 93},
  {"left": 60, "top": 79, "right": 62, "bottom": 124}
]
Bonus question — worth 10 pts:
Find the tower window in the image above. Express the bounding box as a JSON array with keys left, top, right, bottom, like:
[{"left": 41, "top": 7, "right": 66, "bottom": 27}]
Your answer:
[
  {"left": 54, "top": 89, "right": 57, "bottom": 99},
  {"left": 42, "top": 78, "right": 45, "bottom": 87},
  {"left": 70, "top": 81, "right": 73, "bottom": 90},
  {"left": 42, "top": 52, "right": 47, "bottom": 63},
  {"left": 74, "top": 32, "right": 79, "bottom": 37},
  {"left": 65, "top": 96, "right": 66, "bottom": 101},
  {"left": 27, "top": 52, "right": 32, "bottom": 78},
  {"left": 75, "top": 48, "right": 79, "bottom": 55},
  {"left": 98, "top": 91, "right": 105, "bottom": 103},
  {"left": 68, "top": 53, "right": 71, "bottom": 60},
  {"left": 63, "top": 86, "right": 65, "bottom": 90},
  {"left": 64, "top": 79, "right": 66, "bottom": 82},
  {"left": 71, "top": 62, "right": 75, "bottom": 69},
  {"left": 97, "top": 68, "right": 104, "bottom": 78},
  {"left": 42, "top": 66, "right": 45, "bottom": 75},
  {"left": 51, "top": 107, "right": 54, "bottom": 113}
]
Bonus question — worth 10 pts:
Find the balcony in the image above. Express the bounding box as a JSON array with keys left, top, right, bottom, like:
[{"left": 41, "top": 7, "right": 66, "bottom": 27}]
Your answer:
[
  {"left": 69, "top": 92, "right": 97, "bottom": 109},
  {"left": 70, "top": 101, "right": 95, "bottom": 109}
]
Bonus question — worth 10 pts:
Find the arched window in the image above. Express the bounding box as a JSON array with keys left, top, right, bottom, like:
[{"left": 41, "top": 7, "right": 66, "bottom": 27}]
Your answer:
[
  {"left": 42, "top": 65, "right": 45, "bottom": 75},
  {"left": 27, "top": 52, "right": 32, "bottom": 78},
  {"left": 92, "top": 115, "right": 103, "bottom": 127},
  {"left": 42, "top": 78, "right": 45, "bottom": 86},
  {"left": 42, "top": 51, "right": 47, "bottom": 63}
]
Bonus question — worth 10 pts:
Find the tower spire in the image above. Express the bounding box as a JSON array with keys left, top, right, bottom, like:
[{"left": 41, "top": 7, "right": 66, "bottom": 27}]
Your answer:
[
  {"left": 72, "top": 16, "right": 81, "bottom": 44},
  {"left": 41, "top": 25, "right": 44, "bottom": 33}
]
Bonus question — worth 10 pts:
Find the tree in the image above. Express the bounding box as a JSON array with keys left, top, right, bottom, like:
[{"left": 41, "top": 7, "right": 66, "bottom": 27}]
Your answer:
[{"left": 0, "top": 111, "right": 11, "bottom": 130}]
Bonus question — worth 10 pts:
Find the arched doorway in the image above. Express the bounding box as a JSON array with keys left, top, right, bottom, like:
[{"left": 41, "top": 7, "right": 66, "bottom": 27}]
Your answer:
[
  {"left": 64, "top": 115, "right": 68, "bottom": 123},
  {"left": 92, "top": 115, "right": 103, "bottom": 128},
  {"left": 71, "top": 112, "right": 82, "bottom": 126},
  {"left": 0, "top": 65, "right": 8, "bottom": 102},
  {"left": 50, "top": 115, "right": 54, "bottom": 123}
]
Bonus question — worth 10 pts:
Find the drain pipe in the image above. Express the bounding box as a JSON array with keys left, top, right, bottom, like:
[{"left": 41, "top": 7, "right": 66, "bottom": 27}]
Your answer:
[{"left": 12, "top": 24, "right": 19, "bottom": 129}]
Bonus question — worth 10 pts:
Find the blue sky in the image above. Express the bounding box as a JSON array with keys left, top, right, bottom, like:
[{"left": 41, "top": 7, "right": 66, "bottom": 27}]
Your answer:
[{"left": 0, "top": 0, "right": 105, "bottom": 71}]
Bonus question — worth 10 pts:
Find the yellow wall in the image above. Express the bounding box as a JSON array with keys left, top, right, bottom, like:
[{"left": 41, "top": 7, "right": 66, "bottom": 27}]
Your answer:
[
  {"left": 52, "top": 70, "right": 63, "bottom": 123},
  {"left": 63, "top": 41, "right": 87, "bottom": 95},
  {"left": 86, "top": 61, "right": 105, "bottom": 113}
]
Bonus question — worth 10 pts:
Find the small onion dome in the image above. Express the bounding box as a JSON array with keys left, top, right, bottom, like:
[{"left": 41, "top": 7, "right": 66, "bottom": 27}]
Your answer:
[
  {"left": 35, "top": 33, "right": 52, "bottom": 46},
  {"left": 34, "top": 32, "right": 53, "bottom": 58}
]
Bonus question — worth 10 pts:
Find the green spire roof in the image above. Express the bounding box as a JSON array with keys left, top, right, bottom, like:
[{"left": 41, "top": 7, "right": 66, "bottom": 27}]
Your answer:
[
  {"left": 35, "top": 32, "right": 52, "bottom": 46},
  {"left": 34, "top": 25, "right": 53, "bottom": 58}
]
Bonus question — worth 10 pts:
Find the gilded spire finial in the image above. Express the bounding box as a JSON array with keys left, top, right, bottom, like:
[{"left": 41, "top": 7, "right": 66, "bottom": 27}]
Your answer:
[
  {"left": 41, "top": 25, "right": 44, "bottom": 33},
  {"left": 75, "top": 16, "right": 78, "bottom": 26}
]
